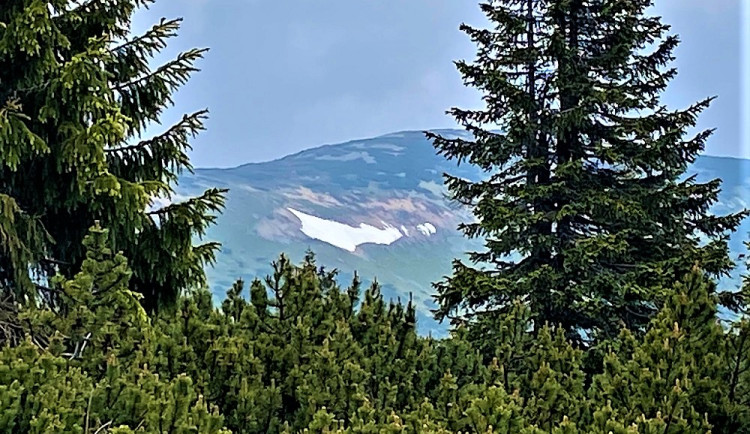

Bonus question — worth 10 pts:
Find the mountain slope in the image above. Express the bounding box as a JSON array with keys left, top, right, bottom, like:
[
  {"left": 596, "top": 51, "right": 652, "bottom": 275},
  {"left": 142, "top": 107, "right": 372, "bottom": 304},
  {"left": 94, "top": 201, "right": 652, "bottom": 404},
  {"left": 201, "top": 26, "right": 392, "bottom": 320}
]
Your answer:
[{"left": 176, "top": 130, "right": 749, "bottom": 333}]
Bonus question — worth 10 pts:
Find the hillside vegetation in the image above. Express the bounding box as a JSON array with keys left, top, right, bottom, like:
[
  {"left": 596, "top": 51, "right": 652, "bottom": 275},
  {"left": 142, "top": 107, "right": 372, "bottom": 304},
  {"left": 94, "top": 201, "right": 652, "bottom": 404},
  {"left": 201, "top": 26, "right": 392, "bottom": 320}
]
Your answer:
[{"left": 0, "top": 1, "right": 748, "bottom": 433}]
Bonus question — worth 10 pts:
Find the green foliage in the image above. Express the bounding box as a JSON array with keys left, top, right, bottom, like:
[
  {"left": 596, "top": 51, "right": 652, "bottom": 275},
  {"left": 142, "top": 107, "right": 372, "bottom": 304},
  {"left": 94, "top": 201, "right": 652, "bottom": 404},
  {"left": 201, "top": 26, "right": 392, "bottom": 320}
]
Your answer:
[
  {"left": 1, "top": 2, "right": 747, "bottom": 434},
  {"left": 0, "top": 0, "right": 226, "bottom": 310},
  {"left": 590, "top": 269, "right": 730, "bottom": 432},
  {"left": 2, "top": 225, "right": 749, "bottom": 433},
  {"left": 1, "top": 225, "right": 229, "bottom": 433},
  {"left": 20, "top": 222, "right": 149, "bottom": 371},
  {"left": 428, "top": 0, "right": 747, "bottom": 342}
]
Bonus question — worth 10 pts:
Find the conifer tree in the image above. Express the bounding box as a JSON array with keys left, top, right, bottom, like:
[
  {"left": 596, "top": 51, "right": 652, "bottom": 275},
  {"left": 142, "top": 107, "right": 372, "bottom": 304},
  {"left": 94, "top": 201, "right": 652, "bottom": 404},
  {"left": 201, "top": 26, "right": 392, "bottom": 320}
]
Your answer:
[
  {"left": 0, "top": 225, "right": 230, "bottom": 433},
  {"left": 429, "top": 0, "right": 747, "bottom": 341},
  {"left": 9, "top": 242, "right": 746, "bottom": 433},
  {"left": 0, "top": 0, "right": 226, "bottom": 310},
  {"left": 590, "top": 268, "right": 730, "bottom": 432},
  {"left": 19, "top": 223, "right": 150, "bottom": 372},
  {"left": 726, "top": 240, "right": 750, "bottom": 428},
  {"left": 725, "top": 318, "right": 750, "bottom": 431}
]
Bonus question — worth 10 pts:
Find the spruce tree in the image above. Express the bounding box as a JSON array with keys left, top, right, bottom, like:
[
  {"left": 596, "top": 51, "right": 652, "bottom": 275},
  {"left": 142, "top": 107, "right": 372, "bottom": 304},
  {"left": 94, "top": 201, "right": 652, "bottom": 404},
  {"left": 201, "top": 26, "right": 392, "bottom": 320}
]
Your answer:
[
  {"left": 0, "top": 0, "right": 226, "bottom": 310},
  {"left": 428, "top": 0, "right": 747, "bottom": 341},
  {"left": 590, "top": 268, "right": 730, "bottom": 432}
]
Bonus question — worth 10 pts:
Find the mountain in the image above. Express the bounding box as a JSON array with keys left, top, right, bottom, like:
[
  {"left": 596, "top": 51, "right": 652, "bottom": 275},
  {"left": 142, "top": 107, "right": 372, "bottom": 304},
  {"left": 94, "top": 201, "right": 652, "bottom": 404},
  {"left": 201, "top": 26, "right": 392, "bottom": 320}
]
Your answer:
[{"left": 175, "top": 130, "right": 749, "bottom": 334}]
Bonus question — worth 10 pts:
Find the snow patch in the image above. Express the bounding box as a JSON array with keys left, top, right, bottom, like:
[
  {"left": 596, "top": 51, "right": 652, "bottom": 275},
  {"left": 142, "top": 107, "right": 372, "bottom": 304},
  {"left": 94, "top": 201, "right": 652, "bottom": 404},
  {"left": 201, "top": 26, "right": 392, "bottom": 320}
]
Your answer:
[
  {"left": 287, "top": 208, "right": 402, "bottom": 252},
  {"left": 416, "top": 223, "right": 437, "bottom": 236},
  {"left": 373, "top": 143, "right": 405, "bottom": 151},
  {"left": 315, "top": 151, "right": 376, "bottom": 164},
  {"left": 400, "top": 225, "right": 410, "bottom": 236},
  {"left": 352, "top": 142, "right": 405, "bottom": 151}
]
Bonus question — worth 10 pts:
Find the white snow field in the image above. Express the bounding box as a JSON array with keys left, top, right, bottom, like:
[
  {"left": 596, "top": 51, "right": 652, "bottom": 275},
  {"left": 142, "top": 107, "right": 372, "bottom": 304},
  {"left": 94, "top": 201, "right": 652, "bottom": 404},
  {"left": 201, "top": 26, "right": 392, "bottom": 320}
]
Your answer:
[
  {"left": 416, "top": 222, "right": 437, "bottom": 236},
  {"left": 287, "top": 208, "right": 403, "bottom": 252}
]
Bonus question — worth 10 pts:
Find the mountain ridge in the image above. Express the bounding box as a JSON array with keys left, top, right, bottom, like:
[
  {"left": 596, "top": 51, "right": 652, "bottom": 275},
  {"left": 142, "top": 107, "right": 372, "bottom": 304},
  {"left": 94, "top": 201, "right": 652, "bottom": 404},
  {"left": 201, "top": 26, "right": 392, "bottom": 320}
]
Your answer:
[
  {"left": 196, "top": 128, "right": 747, "bottom": 171},
  {"left": 176, "top": 129, "right": 749, "bottom": 333}
]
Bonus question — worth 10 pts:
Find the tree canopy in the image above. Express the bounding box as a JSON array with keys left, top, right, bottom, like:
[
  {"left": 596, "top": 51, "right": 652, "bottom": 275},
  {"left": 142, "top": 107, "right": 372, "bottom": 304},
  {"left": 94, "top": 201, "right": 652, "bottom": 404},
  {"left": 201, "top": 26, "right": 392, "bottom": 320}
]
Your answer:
[
  {"left": 0, "top": 0, "right": 226, "bottom": 310},
  {"left": 428, "top": 0, "right": 747, "bottom": 342}
]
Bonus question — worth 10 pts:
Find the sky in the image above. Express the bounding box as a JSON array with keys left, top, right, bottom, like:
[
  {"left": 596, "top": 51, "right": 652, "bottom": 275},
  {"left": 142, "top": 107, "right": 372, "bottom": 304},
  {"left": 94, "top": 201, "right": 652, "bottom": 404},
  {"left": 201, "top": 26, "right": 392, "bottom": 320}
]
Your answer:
[{"left": 132, "top": 0, "right": 748, "bottom": 168}]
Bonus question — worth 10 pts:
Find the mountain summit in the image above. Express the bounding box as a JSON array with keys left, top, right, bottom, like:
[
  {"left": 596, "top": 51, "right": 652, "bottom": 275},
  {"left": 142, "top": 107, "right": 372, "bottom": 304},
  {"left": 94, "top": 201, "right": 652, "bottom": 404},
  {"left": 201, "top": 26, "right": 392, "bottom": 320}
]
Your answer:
[{"left": 176, "top": 130, "right": 749, "bottom": 333}]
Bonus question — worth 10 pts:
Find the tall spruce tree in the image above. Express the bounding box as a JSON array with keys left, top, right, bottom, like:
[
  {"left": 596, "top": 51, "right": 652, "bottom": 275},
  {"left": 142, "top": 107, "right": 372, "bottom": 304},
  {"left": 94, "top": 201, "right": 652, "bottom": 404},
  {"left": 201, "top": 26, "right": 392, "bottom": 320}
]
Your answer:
[
  {"left": 428, "top": 0, "right": 747, "bottom": 341},
  {"left": 0, "top": 1, "right": 225, "bottom": 309}
]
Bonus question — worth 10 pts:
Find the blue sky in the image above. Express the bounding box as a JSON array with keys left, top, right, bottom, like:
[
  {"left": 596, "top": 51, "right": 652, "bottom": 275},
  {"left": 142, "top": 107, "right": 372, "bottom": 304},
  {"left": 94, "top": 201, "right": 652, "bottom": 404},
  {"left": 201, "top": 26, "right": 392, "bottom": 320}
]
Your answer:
[{"left": 133, "top": 0, "right": 748, "bottom": 168}]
